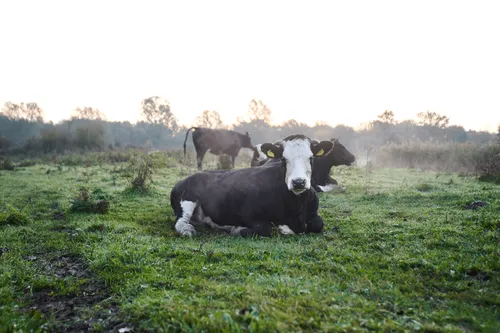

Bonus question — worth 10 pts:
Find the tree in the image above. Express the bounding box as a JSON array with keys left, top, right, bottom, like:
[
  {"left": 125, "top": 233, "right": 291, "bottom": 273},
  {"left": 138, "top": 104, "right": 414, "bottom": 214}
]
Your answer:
[
  {"left": 0, "top": 136, "right": 11, "bottom": 151},
  {"left": 312, "top": 120, "right": 334, "bottom": 140},
  {"left": 314, "top": 120, "right": 329, "bottom": 127},
  {"left": 74, "top": 123, "right": 105, "bottom": 149},
  {"left": 140, "top": 96, "right": 177, "bottom": 130},
  {"left": 71, "top": 106, "right": 107, "bottom": 120},
  {"left": 417, "top": 110, "right": 449, "bottom": 128},
  {"left": 331, "top": 124, "right": 356, "bottom": 142},
  {"left": 238, "top": 99, "right": 271, "bottom": 124},
  {"left": 445, "top": 125, "right": 467, "bottom": 143},
  {"left": 282, "top": 119, "right": 301, "bottom": 128},
  {"left": 1, "top": 101, "right": 44, "bottom": 122},
  {"left": 194, "top": 110, "right": 224, "bottom": 129},
  {"left": 1, "top": 102, "right": 21, "bottom": 119},
  {"left": 377, "top": 110, "right": 396, "bottom": 124}
]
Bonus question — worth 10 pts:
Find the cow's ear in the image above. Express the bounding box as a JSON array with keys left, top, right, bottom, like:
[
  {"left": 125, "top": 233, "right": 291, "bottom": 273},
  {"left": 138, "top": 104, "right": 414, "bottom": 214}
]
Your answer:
[
  {"left": 261, "top": 143, "right": 283, "bottom": 159},
  {"left": 311, "top": 140, "right": 334, "bottom": 157},
  {"left": 245, "top": 131, "right": 250, "bottom": 137}
]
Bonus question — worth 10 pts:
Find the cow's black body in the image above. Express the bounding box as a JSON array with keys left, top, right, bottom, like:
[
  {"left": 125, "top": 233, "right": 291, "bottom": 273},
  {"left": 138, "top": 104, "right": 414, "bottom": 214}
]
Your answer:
[
  {"left": 311, "top": 139, "right": 356, "bottom": 192},
  {"left": 183, "top": 127, "right": 253, "bottom": 170},
  {"left": 170, "top": 158, "right": 323, "bottom": 237}
]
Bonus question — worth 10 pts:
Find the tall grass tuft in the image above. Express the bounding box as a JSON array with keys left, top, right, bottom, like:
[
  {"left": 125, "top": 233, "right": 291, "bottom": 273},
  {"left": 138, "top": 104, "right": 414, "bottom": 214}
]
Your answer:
[
  {"left": 127, "top": 154, "right": 155, "bottom": 193},
  {"left": 69, "top": 187, "right": 110, "bottom": 214}
]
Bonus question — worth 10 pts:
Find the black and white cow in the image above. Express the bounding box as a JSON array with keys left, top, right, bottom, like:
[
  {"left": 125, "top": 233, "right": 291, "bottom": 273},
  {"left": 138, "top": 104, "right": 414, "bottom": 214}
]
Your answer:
[
  {"left": 251, "top": 138, "right": 356, "bottom": 192},
  {"left": 171, "top": 134, "right": 334, "bottom": 237},
  {"left": 311, "top": 138, "right": 356, "bottom": 193},
  {"left": 183, "top": 127, "right": 254, "bottom": 170},
  {"left": 250, "top": 144, "right": 269, "bottom": 167}
]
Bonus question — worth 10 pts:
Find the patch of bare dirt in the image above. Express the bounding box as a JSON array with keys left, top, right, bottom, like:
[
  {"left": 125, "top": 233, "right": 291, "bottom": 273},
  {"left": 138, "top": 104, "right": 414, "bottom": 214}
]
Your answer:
[
  {"left": 23, "top": 254, "right": 131, "bottom": 332},
  {"left": 465, "top": 268, "right": 491, "bottom": 281},
  {"left": 463, "top": 200, "right": 490, "bottom": 210}
]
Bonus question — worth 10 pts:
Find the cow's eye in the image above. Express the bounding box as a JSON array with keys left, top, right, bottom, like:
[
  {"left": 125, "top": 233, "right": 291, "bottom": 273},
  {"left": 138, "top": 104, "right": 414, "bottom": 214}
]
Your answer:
[{"left": 281, "top": 158, "right": 286, "bottom": 168}]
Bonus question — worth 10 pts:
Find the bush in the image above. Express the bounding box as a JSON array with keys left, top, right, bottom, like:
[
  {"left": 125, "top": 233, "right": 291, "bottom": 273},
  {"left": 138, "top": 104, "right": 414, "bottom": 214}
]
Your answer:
[
  {"left": 416, "top": 183, "right": 433, "bottom": 192},
  {"left": 373, "top": 141, "right": 499, "bottom": 177},
  {"left": 17, "top": 159, "right": 37, "bottom": 167},
  {"left": 475, "top": 144, "right": 500, "bottom": 183},
  {"left": 217, "top": 154, "right": 233, "bottom": 170},
  {"left": 0, "top": 136, "right": 11, "bottom": 152},
  {"left": 148, "top": 151, "right": 176, "bottom": 168},
  {"left": 0, "top": 158, "right": 15, "bottom": 171}
]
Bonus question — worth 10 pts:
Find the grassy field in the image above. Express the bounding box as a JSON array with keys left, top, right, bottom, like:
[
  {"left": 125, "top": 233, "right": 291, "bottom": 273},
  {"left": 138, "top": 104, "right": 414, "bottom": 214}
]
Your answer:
[{"left": 0, "top": 154, "right": 499, "bottom": 332}]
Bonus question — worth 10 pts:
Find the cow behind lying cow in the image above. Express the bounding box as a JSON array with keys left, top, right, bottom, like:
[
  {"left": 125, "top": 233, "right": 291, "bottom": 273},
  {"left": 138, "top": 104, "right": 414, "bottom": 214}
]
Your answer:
[
  {"left": 171, "top": 134, "right": 334, "bottom": 237},
  {"left": 251, "top": 143, "right": 269, "bottom": 167},
  {"left": 311, "top": 138, "right": 356, "bottom": 192},
  {"left": 183, "top": 127, "right": 254, "bottom": 170},
  {"left": 251, "top": 138, "right": 356, "bottom": 192}
]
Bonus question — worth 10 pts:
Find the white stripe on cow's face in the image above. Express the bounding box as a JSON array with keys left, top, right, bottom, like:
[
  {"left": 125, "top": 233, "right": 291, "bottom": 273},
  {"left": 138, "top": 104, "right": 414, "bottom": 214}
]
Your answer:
[
  {"left": 255, "top": 144, "right": 268, "bottom": 162},
  {"left": 255, "top": 143, "right": 267, "bottom": 162},
  {"left": 281, "top": 139, "right": 313, "bottom": 195}
]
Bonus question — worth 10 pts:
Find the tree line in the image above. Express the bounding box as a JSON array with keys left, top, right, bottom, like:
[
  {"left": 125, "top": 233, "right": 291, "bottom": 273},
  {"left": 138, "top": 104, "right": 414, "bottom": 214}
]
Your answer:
[{"left": 0, "top": 97, "right": 498, "bottom": 156}]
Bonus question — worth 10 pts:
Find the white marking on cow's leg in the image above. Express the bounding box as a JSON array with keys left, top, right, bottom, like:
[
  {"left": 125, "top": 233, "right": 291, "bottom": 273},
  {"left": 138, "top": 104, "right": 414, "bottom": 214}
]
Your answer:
[
  {"left": 319, "top": 184, "right": 345, "bottom": 193},
  {"left": 230, "top": 227, "right": 246, "bottom": 236},
  {"left": 175, "top": 201, "right": 197, "bottom": 236},
  {"left": 195, "top": 212, "right": 244, "bottom": 236},
  {"left": 278, "top": 225, "right": 295, "bottom": 235}
]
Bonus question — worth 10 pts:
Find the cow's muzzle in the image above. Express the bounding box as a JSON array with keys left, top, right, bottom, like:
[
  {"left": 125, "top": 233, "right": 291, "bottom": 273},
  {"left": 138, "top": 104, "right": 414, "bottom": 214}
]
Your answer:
[{"left": 291, "top": 178, "right": 307, "bottom": 194}]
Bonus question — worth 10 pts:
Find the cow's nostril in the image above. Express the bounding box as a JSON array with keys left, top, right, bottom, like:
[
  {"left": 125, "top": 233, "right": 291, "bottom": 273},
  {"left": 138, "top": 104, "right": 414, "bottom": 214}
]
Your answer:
[{"left": 292, "top": 178, "right": 306, "bottom": 189}]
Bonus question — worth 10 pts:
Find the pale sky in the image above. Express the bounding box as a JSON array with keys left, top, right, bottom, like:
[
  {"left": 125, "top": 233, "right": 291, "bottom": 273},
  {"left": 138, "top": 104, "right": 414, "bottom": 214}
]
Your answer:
[{"left": 1, "top": 0, "right": 499, "bottom": 132}]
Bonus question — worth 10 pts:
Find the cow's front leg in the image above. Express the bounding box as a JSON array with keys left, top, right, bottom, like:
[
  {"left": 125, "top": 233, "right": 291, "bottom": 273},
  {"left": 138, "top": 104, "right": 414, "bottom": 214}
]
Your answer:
[
  {"left": 305, "top": 215, "right": 324, "bottom": 233},
  {"left": 286, "top": 218, "right": 307, "bottom": 234},
  {"left": 174, "top": 200, "right": 197, "bottom": 236}
]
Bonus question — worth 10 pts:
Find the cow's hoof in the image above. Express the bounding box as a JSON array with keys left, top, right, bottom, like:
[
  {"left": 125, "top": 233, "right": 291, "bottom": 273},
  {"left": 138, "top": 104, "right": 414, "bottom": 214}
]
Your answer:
[
  {"left": 178, "top": 224, "right": 196, "bottom": 236},
  {"left": 278, "top": 225, "right": 296, "bottom": 235},
  {"left": 230, "top": 226, "right": 245, "bottom": 236}
]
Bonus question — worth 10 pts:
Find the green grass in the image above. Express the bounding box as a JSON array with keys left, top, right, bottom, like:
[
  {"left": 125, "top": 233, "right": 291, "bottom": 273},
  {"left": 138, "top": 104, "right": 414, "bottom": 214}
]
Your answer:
[{"left": 0, "top": 161, "right": 499, "bottom": 332}]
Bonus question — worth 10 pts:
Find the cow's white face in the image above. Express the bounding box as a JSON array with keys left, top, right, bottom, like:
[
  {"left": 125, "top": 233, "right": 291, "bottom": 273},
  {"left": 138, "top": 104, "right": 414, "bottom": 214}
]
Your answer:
[
  {"left": 260, "top": 135, "right": 334, "bottom": 195},
  {"left": 281, "top": 139, "right": 314, "bottom": 194}
]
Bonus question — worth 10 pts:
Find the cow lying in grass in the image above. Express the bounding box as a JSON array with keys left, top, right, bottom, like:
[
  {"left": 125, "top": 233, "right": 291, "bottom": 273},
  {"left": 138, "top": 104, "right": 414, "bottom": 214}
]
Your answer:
[
  {"left": 170, "top": 134, "right": 334, "bottom": 237},
  {"left": 311, "top": 138, "right": 355, "bottom": 192},
  {"left": 251, "top": 138, "right": 355, "bottom": 193}
]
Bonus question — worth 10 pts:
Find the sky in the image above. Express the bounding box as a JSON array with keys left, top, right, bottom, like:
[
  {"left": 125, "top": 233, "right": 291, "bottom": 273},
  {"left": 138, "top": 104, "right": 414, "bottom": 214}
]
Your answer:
[{"left": 1, "top": 0, "right": 499, "bottom": 132}]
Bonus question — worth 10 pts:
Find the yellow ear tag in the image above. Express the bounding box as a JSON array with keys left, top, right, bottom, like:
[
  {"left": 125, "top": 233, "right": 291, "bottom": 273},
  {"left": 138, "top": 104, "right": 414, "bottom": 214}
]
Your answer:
[
  {"left": 267, "top": 150, "right": 275, "bottom": 158},
  {"left": 315, "top": 148, "right": 324, "bottom": 157}
]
